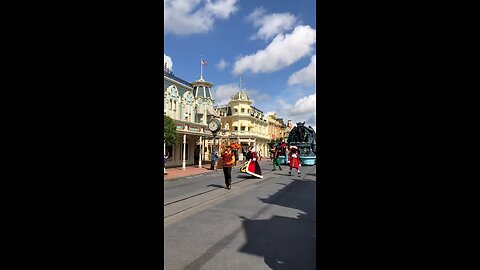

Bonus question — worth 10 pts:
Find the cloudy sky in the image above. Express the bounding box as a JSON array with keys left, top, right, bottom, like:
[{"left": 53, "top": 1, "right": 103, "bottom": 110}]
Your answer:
[{"left": 164, "top": 0, "right": 316, "bottom": 130}]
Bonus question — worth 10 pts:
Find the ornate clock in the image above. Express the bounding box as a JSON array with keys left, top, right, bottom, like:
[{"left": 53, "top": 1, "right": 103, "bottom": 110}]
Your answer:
[{"left": 208, "top": 118, "right": 221, "bottom": 133}]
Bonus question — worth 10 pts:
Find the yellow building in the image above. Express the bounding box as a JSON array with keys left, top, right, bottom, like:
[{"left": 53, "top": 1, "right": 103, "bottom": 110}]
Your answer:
[
  {"left": 267, "top": 112, "right": 287, "bottom": 141},
  {"left": 215, "top": 90, "right": 270, "bottom": 160}
]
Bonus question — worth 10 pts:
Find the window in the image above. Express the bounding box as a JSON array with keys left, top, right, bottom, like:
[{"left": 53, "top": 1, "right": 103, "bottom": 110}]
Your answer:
[
  {"left": 241, "top": 126, "right": 245, "bottom": 131},
  {"left": 234, "top": 127, "right": 238, "bottom": 131},
  {"left": 241, "top": 108, "right": 245, "bottom": 113},
  {"left": 185, "top": 104, "right": 190, "bottom": 121},
  {"left": 235, "top": 109, "right": 238, "bottom": 113}
]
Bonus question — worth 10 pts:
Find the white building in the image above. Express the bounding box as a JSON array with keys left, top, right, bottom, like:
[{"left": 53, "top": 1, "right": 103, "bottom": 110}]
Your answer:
[{"left": 164, "top": 66, "right": 222, "bottom": 169}]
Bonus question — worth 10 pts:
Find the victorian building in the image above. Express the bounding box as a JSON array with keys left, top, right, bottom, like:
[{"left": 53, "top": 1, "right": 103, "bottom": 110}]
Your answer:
[
  {"left": 267, "top": 112, "right": 288, "bottom": 142},
  {"left": 164, "top": 66, "right": 222, "bottom": 169},
  {"left": 214, "top": 90, "right": 270, "bottom": 160}
]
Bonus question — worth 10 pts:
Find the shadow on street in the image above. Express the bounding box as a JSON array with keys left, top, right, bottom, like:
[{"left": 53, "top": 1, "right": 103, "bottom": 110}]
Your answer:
[
  {"left": 237, "top": 179, "right": 316, "bottom": 270},
  {"left": 206, "top": 184, "right": 225, "bottom": 189}
]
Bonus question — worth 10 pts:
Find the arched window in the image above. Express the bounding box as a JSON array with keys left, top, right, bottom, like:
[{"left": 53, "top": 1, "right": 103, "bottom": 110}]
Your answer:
[
  {"left": 183, "top": 91, "right": 194, "bottom": 122},
  {"left": 173, "top": 100, "right": 177, "bottom": 118}
]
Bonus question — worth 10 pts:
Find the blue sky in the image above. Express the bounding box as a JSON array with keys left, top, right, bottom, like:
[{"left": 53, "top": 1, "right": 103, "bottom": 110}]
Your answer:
[{"left": 164, "top": 0, "right": 316, "bottom": 129}]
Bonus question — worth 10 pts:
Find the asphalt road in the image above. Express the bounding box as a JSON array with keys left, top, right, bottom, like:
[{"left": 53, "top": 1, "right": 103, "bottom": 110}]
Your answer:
[{"left": 164, "top": 160, "right": 316, "bottom": 270}]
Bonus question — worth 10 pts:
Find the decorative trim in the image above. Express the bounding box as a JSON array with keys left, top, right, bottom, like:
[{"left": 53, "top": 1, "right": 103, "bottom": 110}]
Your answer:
[{"left": 245, "top": 160, "right": 264, "bottom": 179}]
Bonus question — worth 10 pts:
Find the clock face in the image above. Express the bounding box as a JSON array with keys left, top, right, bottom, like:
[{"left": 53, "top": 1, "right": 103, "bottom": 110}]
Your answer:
[{"left": 208, "top": 119, "right": 220, "bottom": 132}]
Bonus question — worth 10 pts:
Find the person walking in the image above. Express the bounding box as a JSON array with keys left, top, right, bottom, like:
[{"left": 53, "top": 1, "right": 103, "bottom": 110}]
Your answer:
[
  {"left": 164, "top": 151, "right": 169, "bottom": 174},
  {"left": 211, "top": 150, "right": 219, "bottom": 171},
  {"left": 222, "top": 145, "right": 235, "bottom": 190},
  {"left": 272, "top": 146, "right": 282, "bottom": 171},
  {"left": 233, "top": 148, "right": 238, "bottom": 166},
  {"left": 245, "top": 146, "right": 253, "bottom": 161},
  {"left": 258, "top": 149, "right": 263, "bottom": 161}
]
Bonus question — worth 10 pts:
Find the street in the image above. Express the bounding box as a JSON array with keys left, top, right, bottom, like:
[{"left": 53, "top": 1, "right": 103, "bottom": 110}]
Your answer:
[{"left": 164, "top": 160, "right": 316, "bottom": 270}]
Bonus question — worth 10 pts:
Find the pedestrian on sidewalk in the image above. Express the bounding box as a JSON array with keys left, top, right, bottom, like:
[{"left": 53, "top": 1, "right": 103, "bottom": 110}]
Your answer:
[
  {"left": 272, "top": 146, "right": 282, "bottom": 171},
  {"left": 211, "top": 150, "right": 219, "bottom": 171},
  {"left": 258, "top": 149, "right": 262, "bottom": 161},
  {"left": 222, "top": 145, "right": 235, "bottom": 190},
  {"left": 164, "top": 151, "right": 169, "bottom": 174}
]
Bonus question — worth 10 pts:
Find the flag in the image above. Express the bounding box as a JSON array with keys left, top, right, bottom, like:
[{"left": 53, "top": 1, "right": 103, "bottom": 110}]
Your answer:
[{"left": 201, "top": 59, "right": 207, "bottom": 66}]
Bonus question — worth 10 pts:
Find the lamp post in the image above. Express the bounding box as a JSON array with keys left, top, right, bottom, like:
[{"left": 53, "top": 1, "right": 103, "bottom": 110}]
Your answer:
[{"left": 210, "top": 132, "right": 217, "bottom": 170}]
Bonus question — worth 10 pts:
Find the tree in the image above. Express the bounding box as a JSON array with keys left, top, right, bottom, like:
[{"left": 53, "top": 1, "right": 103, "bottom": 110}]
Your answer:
[
  {"left": 267, "top": 138, "right": 282, "bottom": 148},
  {"left": 164, "top": 115, "right": 177, "bottom": 146}
]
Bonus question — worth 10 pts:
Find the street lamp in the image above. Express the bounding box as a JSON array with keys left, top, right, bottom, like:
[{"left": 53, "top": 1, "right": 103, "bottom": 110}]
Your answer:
[
  {"left": 211, "top": 132, "right": 217, "bottom": 170},
  {"left": 208, "top": 118, "right": 221, "bottom": 170}
]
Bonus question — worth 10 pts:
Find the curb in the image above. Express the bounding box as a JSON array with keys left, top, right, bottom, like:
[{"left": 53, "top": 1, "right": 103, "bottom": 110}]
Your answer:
[{"left": 164, "top": 168, "right": 219, "bottom": 182}]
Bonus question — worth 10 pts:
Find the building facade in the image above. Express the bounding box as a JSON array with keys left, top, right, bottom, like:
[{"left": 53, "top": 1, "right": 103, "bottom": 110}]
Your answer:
[
  {"left": 267, "top": 112, "right": 287, "bottom": 142},
  {"left": 164, "top": 66, "right": 221, "bottom": 169},
  {"left": 214, "top": 90, "right": 270, "bottom": 159}
]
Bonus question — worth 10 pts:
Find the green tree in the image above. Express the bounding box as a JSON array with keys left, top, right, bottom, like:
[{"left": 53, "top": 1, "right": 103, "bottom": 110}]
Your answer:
[
  {"left": 164, "top": 115, "right": 177, "bottom": 146},
  {"left": 267, "top": 138, "right": 282, "bottom": 148}
]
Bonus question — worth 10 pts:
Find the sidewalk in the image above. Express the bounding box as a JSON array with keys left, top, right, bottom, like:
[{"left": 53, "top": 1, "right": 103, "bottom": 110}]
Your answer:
[
  {"left": 164, "top": 164, "right": 214, "bottom": 181},
  {"left": 164, "top": 159, "right": 271, "bottom": 181}
]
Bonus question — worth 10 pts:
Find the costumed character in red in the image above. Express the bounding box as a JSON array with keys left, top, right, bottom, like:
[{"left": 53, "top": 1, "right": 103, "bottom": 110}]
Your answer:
[
  {"left": 245, "top": 147, "right": 263, "bottom": 179},
  {"left": 288, "top": 146, "right": 301, "bottom": 177}
]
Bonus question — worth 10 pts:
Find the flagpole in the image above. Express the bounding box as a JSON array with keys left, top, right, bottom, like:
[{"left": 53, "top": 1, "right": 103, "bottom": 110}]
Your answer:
[{"left": 200, "top": 55, "right": 203, "bottom": 80}]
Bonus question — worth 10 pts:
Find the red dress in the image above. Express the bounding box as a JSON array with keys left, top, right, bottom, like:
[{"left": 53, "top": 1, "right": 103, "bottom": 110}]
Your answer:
[
  {"left": 246, "top": 151, "right": 263, "bottom": 178},
  {"left": 289, "top": 150, "right": 301, "bottom": 170}
]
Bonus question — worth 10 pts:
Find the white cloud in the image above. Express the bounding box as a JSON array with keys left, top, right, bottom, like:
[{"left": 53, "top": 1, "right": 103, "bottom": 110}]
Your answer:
[
  {"left": 211, "top": 83, "right": 238, "bottom": 105},
  {"left": 257, "top": 93, "right": 316, "bottom": 129},
  {"left": 164, "top": 0, "right": 239, "bottom": 35},
  {"left": 216, "top": 59, "right": 229, "bottom": 70},
  {"left": 247, "top": 7, "right": 298, "bottom": 41},
  {"left": 211, "top": 83, "right": 271, "bottom": 106},
  {"left": 204, "top": 0, "right": 238, "bottom": 18},
  {"left": 232, "top": 25, "right": 316, "bottom": 75},
  {"left": 288, "top": 55, "right": 316, "bottom": 86},
  {"left": 164, "top": 53, "right": 173, "bottom": 69},
  {"left": 248, "top": 89, "right": 269, "bottom": 102},
  {"left": 287, "top": 93, "right": 316, "bottom": 117}
]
